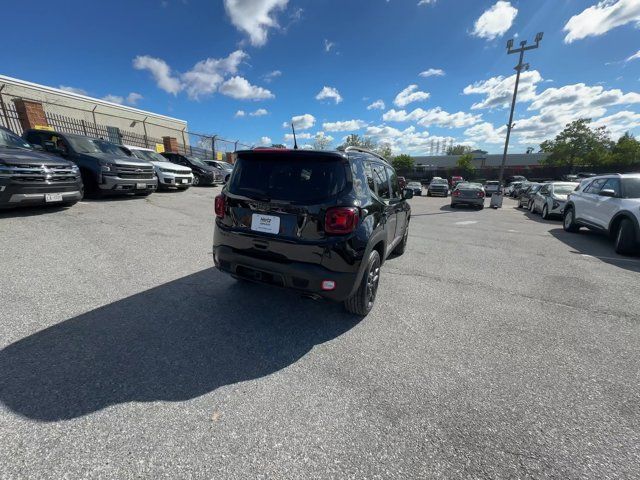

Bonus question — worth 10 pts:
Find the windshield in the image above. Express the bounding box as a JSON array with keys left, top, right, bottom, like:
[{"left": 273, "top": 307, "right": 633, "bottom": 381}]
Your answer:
[
  {"left": 94, "top": 140, "right": 130, "bottom": 156},
  {"left": 186, "top": 156, "right": 208, "bottom": 167},
  {"left": 623, "top": 178, "right": 640, "bottom": 198},
  {"left": 131, "top": 149, "right": 167, "bottom": 163},
  {"left": 553, "top": 184, "right": 578, "bottom": 195},
  {"left": 65, "top": 135, "right": 103, "bottom": 154},
  {"left": 0, "top": 129, "right": 32, "bottom": 149},
  {"left": 408, "top": 182, "right": 421, "bottom": 187},
  {"left": 431, "top": 179, "right": 447, "bottom": 184},
  {"left": 228, "top": 155, "right": 347, "bottom": 203}
]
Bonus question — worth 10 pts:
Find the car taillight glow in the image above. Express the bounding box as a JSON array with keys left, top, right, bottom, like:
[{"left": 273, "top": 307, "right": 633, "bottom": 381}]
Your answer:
[
  {"left": 325, "top": 207, "right": 359, "bottom": 234},
  {"left": 214, "top": 194, "right": 226, "bottom": 218},
  {"left": 453, "top": 190, "right": 461, "bottom": 196},
  {"left": 321, "top": 280, "right": 336, "bottom": 291},
  {"left": 477, "top": 191, "right": 485, "bottom": 198}
]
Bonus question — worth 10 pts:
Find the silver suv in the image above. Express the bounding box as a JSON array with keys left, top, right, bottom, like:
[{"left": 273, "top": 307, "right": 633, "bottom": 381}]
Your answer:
[{"left": 563, "top": 174, "right": 640, "bottom": 255}]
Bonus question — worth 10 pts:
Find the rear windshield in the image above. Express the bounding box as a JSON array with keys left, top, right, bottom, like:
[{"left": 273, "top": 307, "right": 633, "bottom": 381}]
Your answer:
[
  {"left": 228, "top": 154, "right": 347, "bottom": 204},
  {"left": 623, "top": 178, "right": 640, "bottom": 198}
]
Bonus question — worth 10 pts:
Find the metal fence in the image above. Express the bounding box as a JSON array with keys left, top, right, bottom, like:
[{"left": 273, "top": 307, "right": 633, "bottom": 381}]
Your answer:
[{"left": 0, "top": 91, "right": 252, "bottom": 160}]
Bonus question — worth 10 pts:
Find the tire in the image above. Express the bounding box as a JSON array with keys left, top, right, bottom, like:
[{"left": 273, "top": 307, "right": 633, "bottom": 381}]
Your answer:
[
  {"left": 529, "top": 201, "right": 536, "bottom": 213},
  {"left": 80, "top": 168, "right": 99, "bottom": 197},
  {"left": 427, "top": 191, "right": 432, "bottom": 197},
  {"left": 344, "top": 250, "right": 381, "bottom": 316},
  {"left": 614, "top": 218, "right": 637, "bottom": 256},
  {"left": 393, "top": 223, "right": 409, "bottom": 256},
  {"left": 451, "top": 202, "right": 457, "bottom": 208},
  {"left": 193, "top": 175, "right": 200, "bottom": 186},
  {"left": 541, "top": 204, "right": 549, "bottom": 220},
  {"left": 478, "top": 205, "right": 484, "bottom": 210},
  {"left": 563, "top": 207, "right": 580, "bottom": 233}
]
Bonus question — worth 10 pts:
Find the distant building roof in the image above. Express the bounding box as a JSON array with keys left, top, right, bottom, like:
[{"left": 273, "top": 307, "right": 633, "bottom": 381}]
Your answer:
[{"left": 414, "top": 152, "right": 549, "bottom": 168}]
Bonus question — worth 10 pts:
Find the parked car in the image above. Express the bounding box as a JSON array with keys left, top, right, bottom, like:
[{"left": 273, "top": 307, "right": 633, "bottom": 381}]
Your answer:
[
  {"left": 530, "top": 182, "right": 579, "bottom": 219},
  {"left": 203, "top": 160, "right": 234, "bottom": 183},
  {"left": 125, "top": 145, "right": 193, "bottom": 190},
  {"left": 576, "top": 172, "right": 597, "bottom": 179},
  {"left": 506, "top": 175, "right": 527, "bottom": 184},
  {"left": 161, "top": 152, "right": 222, "bottom": 186},
  {"left": 484, "top": 180, "right": 501, "bottom": 197},
  {"left": 563, "top": 174, "right": 640, "bottom": 255},
  {"left": 507, "top": 181, "right": 523, "bottom": 197},
  {"left": 406, "top": 181, "right": 423, "bottom": 196},
  {"left": 517, "top": 183, "right": 543, "bottom": 209},
  {"left": 451, "top": 182, "right": 485, "bottom": 209},
  {"left": 427, "top": 178, "right": 449, "bottom": 197},
  {"left": 24, "top": 129, "right": 157, "bottom": 197},
  {"left": 398, "top": 176, "right": 407, "bottom": 189},
  {"left": 450, "top": 176, "right": 464, "bottom": 188},
  {"left": 0, "top": 126, "right": 83, "bottom": 208},
  {"left": 513, "top": 181, "right": 532, "bottom": 198},
  {"left": 213, "top": 147, "right": 413, "bottom": 315}
]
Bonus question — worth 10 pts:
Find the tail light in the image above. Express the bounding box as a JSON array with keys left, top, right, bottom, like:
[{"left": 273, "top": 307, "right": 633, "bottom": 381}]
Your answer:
[
  {"left": 453, "top": 190, "right": 461, "bottom": 197},
  {"left": 477, "top": 191, "right": 485, "bottom": 198},
  {"left": 214, "top": 194, "right": 226, "bottom": 218},
  {"left": 325, "top": 207, "right": 359, "bottom": 234}
]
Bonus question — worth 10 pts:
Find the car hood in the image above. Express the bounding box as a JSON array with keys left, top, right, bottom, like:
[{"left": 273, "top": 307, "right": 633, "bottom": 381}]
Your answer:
[
  {"left": 150, "top": 160, "right": 192, "bottom": 172},
  {"left": 82, "top": 152, "right": 152, "bottom": 167},
  {"left": 0, "top": 147, "right": 75, "bottom": 167}
]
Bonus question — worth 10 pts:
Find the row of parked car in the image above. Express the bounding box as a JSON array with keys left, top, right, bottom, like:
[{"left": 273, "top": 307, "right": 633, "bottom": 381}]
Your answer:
[
  {"left": 512, "top": 176, "right": 640, "bottom": 255},
  {"left": 0, "top": 126, "right": 234, "bottom": 209},
  {"left": 403, "top": 176, "right": 504, "bottom": 200}
]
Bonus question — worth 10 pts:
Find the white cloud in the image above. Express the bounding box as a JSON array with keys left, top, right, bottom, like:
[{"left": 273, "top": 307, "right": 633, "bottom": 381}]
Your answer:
[
  {"left": 59, "top": 85, "right": 87, "bottom": 96},
  {"left": 219, "top": 76, "right": 274, "bottom": 100},
  {"left": 463, "top": 70, "right": 543, "bottom": 109},
  {"left": 529, "top": 83, "right": 640, "bottom": 113},
  {"left": 262, "top": 70, "right": 282, "bottom": 82},
  {"left": 592, "top": 110, "right": 640, "bottom": 137},
  {"left": 285, "top": 114, "right": 316, "bottom": 130},
  {"left": 315, "top": 86, "right": 343, "bottom": 104},
  {"left": 223, "top": 0, "right": 289, "bottom": 47},
  {"left": 322, "top": 119, "right": 368, "bottom": 132},
  {"left": 464, "top": 122, "right": 505, "bottom": 144},
  {"left": 417, "top": 107, "right": 482, "bottom": 128},
  {"left": 367, "top": 100, "right": 386, "bottom": 110},
  {"left": 626, "top": 50, "right": 640, "bottom": 62},
  {"left": 181, "top": 50, "right": 247, "bottom": 99},
  {"left": 102, "top": 94, "right": 124, "bottom": 104},
  {"left": 133, "top": 55, "right": 182, "bottom": 95},
  {"left": 418, "top": 0, "right": 436, "bottom": 5},
  {"left": 324, "top": 39, "right": 336, "bottom": 52},
  {"left": 284, "top": 132, "right": 313, "bottom": 141},
  {"left": 235, "top": 110, "right": 246, "bottom": 118},
  {"left": 126, "top": 92, "right": 143, "bottom": 105},
  {"left": 419, "top": 68, "right": 445, "bottom": 78},
  {"left": 382, "top": 107, "right": 481, "bottom": 128},
  {"left": 394, "top": 84, "right": 431, "bottom": 107},
  {"left": 471, "top": 1, "right": 518, "bottom": 40},
  {"left": 259, "top": 136, "right": 272, "bottom": 145},
  {"left": 563, "top": 0, "right": 640, "bottom": 44},
  {"left": 314, "top": 131, "right": 334, "bottom": 142},
  {"left": 250, "top": 108, "right": 269, "bottom": 116}
]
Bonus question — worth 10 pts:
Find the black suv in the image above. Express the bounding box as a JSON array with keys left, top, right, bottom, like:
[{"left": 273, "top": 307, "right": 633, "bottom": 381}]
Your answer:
[
  {"left": 213, "top": 147, "right": 413, "bottom": 315},
  {"left": 161, "top": 152, "right": 222, "bottom": 186},
  {"left": 24, "top": 130, "right": 157, "bottom": 197},
  {"left": 0, "top": 127, "right": 83, "bottom": 209}
]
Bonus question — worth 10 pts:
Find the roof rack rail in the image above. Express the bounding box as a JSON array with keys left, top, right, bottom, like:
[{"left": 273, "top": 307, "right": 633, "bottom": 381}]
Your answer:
[{"left": 344, "top": 146, "right": 388, "bottom": 163}]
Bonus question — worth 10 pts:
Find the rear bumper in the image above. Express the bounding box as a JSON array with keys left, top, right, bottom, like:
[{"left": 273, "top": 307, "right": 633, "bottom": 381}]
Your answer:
[
  {"left": 213, "top": 245, "right": 359, "bottom": 302},
  {"left": 428, "top": 189, "right": 448, "bottom": 196},
  {"left": 452, "top": 197, "right": 484, "bottom": 206},
  {"left": 0, "top": 179, "right": 83, "bottom": 208}
]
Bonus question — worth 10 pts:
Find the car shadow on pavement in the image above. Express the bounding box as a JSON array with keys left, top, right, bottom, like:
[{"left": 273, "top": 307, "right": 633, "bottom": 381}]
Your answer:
[
  {"left": 549, "top": 228, "right": 640, "bottom": 272},
  {"left": 0, "top": 268, "right": 359, "bottom": 422},
  {"left": 0, "top": 205, "right": 75, "bottom": 218}
]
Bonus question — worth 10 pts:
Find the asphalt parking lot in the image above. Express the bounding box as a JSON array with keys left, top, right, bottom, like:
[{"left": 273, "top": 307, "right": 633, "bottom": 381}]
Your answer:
[{"left": 1, "top": 189, "right": 639, "bottom": 479}]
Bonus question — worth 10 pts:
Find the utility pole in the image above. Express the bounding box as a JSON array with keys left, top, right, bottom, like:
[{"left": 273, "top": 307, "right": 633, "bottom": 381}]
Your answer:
[{"left": 498, "top": 32, "right": 543, "bottom": 186}]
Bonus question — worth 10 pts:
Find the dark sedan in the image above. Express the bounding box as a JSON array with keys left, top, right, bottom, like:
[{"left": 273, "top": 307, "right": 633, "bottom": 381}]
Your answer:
[
  {"left": 451, "top": 182, "right": 485, "bottom": 209},
  {"left": 406, "top": 181, "right": 423, "bottom": 196}
]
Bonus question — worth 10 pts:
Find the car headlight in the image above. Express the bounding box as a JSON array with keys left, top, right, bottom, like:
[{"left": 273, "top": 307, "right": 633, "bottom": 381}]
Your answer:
[{"left": 160, "top": 168, "right": 171, "bottom": 173}]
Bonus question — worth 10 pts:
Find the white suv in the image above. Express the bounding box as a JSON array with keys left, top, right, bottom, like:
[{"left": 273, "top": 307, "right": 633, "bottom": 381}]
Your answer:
[
  {"left": 563, "top": 173, "right": 640, "bottom": 255},
  {"left": 125, "top": 146, "right": 194, "bottom": 190}
]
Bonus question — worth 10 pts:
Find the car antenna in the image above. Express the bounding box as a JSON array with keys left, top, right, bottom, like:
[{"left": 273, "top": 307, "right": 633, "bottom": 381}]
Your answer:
[{"left": 291, "top": 121, "right": 299, "bottom": 150}]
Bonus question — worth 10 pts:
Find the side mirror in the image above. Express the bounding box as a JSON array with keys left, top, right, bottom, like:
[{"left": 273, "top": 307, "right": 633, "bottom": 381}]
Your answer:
[
  {"left": 403, "top": 188, "right": 414, "bottom": 200},
  {"left": 599, "top": 189, "right": 616, "bottom": 198}
]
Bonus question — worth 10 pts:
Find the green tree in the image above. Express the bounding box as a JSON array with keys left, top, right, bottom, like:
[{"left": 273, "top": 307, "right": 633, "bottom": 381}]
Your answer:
[
  {"left": 456, "top": 153, "right": 475, "bottom": 173},
  {"left": 610, "top": 132, "right": 640, "bottom": 166},
  {"left": 392, "top": 154, "right": 414, "bottom": 170},
  {"left": 338, "top": 134, "right": 378, "bottom": 151},
  {"left": 447, "top": 144, "right": 472, "bottom": 155},
  {"left": 312, "top": 133, "right": 332, "bottom": 150},
  {"left": 539, "top": 119, "right": 613, "bottom": 167},
  {"left": 377, "top": 142, "right": 393, "bottom": 160}
]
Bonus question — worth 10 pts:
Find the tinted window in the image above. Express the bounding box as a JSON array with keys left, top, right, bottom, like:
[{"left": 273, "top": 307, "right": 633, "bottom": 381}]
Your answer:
[
  {"left": 584, "top": 178, "right": 607, "bottom": 194},
  {"left": 372, "top": 164, "right": 390, "bottom": 200},
  {"left": 0, "top": 129, "right": 32, "bottom": 149},
  {"left": 621, "top": 178, "right": 640, "bottom": 198},
  {"left": 601, "top": 178, "right": 621, "bottom": 197},
  {"left": 386, "top": 166, "right": 400, "bottom": 199},
  {"left": 228, "top": 154, "right": 347, "bottom": 204},
  {"left": 350, "top": 158, "right": 370, "bottom": 202}
]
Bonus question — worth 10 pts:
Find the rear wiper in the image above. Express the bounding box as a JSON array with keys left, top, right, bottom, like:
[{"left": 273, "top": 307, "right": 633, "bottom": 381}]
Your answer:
[{"left": 239, "top": 187, "right": 271, "bottom": 202}]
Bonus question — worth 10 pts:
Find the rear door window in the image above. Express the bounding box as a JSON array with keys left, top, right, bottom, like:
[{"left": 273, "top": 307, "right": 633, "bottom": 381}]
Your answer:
[
  {"left": 372, "top": 163, "right": 390, "bottom": 200},
  {"left": 386, "top": 166, "right": 400, "bottom": 199},
  {"left": 228, "top": 154, "right": 347, "bottom": 204}
]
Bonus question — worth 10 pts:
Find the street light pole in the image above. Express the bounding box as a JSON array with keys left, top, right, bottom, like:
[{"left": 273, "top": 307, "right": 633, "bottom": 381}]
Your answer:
[{"left": 498, "top": 32, "right": 543, "bottom": 186}]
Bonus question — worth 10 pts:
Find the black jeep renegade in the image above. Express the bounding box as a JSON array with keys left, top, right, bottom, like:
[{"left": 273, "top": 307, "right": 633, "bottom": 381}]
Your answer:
[{"left": 213, "top": 147, "right": 413, "bottom": 315}]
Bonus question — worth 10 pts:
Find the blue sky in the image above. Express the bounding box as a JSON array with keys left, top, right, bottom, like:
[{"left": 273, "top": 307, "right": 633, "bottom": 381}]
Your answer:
[{"left": 2, "top": 0, "right": 640, "bottom": 154}]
